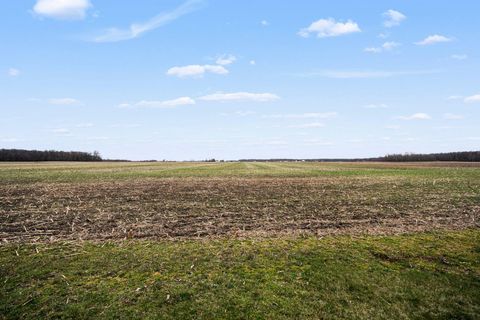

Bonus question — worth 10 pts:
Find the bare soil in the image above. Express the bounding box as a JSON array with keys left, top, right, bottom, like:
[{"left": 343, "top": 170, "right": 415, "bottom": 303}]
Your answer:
[{"left": 1, "top": 177, "right": 479, "bottom": 243}]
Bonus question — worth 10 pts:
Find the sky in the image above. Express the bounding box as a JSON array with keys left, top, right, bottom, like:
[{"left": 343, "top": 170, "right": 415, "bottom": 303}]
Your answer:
[{"left": 1, "top": 0, "right": 479, "bottom": 160}]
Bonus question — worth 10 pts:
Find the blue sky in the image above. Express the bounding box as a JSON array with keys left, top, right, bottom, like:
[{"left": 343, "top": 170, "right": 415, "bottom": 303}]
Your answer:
[{"left": 1, "top": 0, "right": 479, "bottom": 160}]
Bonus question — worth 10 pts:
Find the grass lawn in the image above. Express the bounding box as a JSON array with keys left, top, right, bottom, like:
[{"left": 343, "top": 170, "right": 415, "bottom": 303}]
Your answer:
[{"left": 1, "top": 230, "right": 479, "bottom": 319}]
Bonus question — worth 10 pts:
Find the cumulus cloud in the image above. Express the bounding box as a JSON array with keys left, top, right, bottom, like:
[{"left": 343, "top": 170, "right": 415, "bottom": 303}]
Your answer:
[
  {"left": 364, "top": 47, "right": 382, "bottom": 54},
  {"left": 415, "top": 34, "right": 452, "bottom": 45},
  {"left": 383, "top": 9, "right": 406, "bottom": 28},
  {"left": 263, "top": 112, "right": 337, "bottom": 119},
  {"left": 8, "top": 68, "right": 20, "bottom": 77},
  {"left": 33, "top": 0, "right": 92, "bottom": 20},
  {"left": 378, "top": 32, "right": 389, "bottom": 39},
  {"left": 298, "top": 18, "right": 361, "bottom": 38},
  {"left": 364, "top": 41, "right": 400, "bottom": 53},
  {"left": 396, "top": 113, "right": 431, "bottom": 120},
  {"left": 119, "top": 97, "right": 195, "bottom": 108},
  {"left": 447, "top": 95, "right": 463, "bottom": 100},
  {"left": 91, "top": 0, "right": 203, "bottom": 42},
  {"left": 199, "top": 92, "right": 279, "bottom": 102},
  {"left": 382, "top": 41, "right": 400, "bottom": 50},
  {"left": 48, "top": 98, "right": 81, "bottom": 105},
  {"left": 166, "top": 64, "right": 228, "bottom": 78},
  {"left": 167, "top": 53, "right": 236, "bottom": 78},
  {"left": 464, "top": 94, "right": 480, "bottom": 103},
  {"left": 215, "top": 54, "right": 236, "bottom": 66}
]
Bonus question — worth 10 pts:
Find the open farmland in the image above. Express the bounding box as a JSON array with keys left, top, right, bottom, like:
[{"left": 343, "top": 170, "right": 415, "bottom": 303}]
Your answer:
[
  {"left": 1, "top": 162, "right": 480, "bottom": 319},
  {"left": 1, "top": 161, "right": 479, "bottom": 242}
]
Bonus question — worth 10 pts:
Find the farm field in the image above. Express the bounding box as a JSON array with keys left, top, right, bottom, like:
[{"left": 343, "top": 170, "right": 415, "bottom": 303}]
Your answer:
[{"left": 1, "top": 161, "right": 480, "bottom": 319}]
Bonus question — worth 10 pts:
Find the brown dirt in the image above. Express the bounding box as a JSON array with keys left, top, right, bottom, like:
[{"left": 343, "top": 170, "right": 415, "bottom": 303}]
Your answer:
[{"left": 1, "top": 177, "right": 479, "bottom": 243}]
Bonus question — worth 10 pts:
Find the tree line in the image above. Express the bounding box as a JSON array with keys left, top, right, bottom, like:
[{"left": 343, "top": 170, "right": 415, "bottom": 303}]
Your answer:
[
  {"left": 377, "top": 151, "right": 480, "bottom": 162},
  {"left": 239, "top": 151, "right": 480, "bottom": 162},
  {"left": 0, "top": 149, "right": 102, "bottom": 161},
  {"left": 1, "top": 149, "right": 479, "bottom": 162}
]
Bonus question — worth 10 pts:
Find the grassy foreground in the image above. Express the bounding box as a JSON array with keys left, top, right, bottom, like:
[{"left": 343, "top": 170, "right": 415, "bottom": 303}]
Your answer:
[{"left": 1, "top": 230, "right": 479, "bottom": 319}]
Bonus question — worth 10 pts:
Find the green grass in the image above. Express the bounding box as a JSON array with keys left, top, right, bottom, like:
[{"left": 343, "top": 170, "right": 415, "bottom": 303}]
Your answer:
[
  {"left": 1, "top": 230, "right": 479, "bottom": 319},
  {"left": 1, "top": 161, "right": 480, "bottom": 183}
]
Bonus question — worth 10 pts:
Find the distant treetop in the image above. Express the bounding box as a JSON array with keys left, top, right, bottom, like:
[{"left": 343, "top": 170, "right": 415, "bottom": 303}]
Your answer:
[{"left": 0, "top": 149, "right": 102, "bottom": 161}]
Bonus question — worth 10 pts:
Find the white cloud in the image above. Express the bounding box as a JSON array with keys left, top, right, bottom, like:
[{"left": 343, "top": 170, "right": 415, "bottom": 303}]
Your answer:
[
  {"left": 447, "top": 95, "right": 463, "bottom": 100},
  {"left": 8, "top": 68, "right": 20, "bottom": 77},
  {"left": 161, "top": 97, "right": 196, "bottom": 107},
  {"left": 119, "top": 97, "right": 195, "bottom": 108},
  {"left": 364, "top": 104, "right": 388, "bottom": 109},
  {"left": 263, "top": 112, "right": 337, "bottom": 119},
  {"left": 288, "top": 122, "right": 325, "bottom": 128},
  {"left": 451, "top": 54, "right": 467, "bottom": 60},
  {"left": 261, "top": 20, "right": 269, "bottom": 26},
  {"left": 383, "top": 9, "right": 406, "bottom": 28},
  {"left": 415, "top": 34, "right": 452, "bottom": 46},
  {"left": 364, "top": 41, "right": 400, "bottom": 53},
  {"left": 396, "top": 113, "right": 431, "bottom": 120},
  {"left": 215, "top": 54, "right": 236, "bottom": 66},
  {"left": 378, "top": 32, "right": 389, "bottom": 39},
  {"left": 166, "top": 64, "right": 228, "bottom": 78},
  {"left": 199, "top": 92, "right": 279, "bottom": 102},
  {"left": 48, "top": 98, "right": 81, "bottom": 105},
  {"left": 382, "top": 41, "right": 400, "bottom": 50},
  {"left": 443, "top": 113, "right": 464, "bottom": 120},
  {"left": 249, "top": 60, "right": 256, "bottom": 65},
  {"left": 364, "top": 47, "right": 382, "bottom": 54},
  {"left": 298, "top": 18, "right": 361, "bottom": 38},
  {"left": 33, "top": 0, "right": 91, "bottom": 20},
  {"left": 464, "top": 94, "right": 480, "bottom": 103},
  {"left": 91, "top": 0, "right": 203, "bottom": 42}
]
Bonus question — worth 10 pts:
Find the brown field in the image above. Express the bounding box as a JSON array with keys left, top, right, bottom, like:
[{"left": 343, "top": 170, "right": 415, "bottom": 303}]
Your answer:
[{"left": 1, "top": 161, "right": 479, "bottom": 243}]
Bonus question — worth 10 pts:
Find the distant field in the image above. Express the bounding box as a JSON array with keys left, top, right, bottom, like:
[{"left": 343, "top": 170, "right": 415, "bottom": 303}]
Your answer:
[
  {"left": 1, "top": 161, "right": 480, "bottom": 183},
  {"left": 1, "top": 162, "right": 479, "bottom": 319}
]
